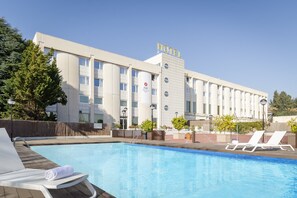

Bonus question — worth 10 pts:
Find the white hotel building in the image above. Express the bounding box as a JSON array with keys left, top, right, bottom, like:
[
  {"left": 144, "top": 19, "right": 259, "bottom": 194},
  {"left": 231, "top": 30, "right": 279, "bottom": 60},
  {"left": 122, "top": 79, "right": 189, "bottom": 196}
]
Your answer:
[{"left": 33, "top": 32, "right": 268, "bottom": 129}]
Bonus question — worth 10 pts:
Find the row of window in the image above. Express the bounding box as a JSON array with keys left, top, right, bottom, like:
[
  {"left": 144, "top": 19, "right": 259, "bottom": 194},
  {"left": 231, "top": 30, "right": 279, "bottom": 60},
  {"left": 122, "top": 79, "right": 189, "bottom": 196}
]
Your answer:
[
  {"left": 80, "top": 75, "right": 103, "bottom": 87},
  {"left": 80, "top": 95, "right": 103, "bottom": 104}
]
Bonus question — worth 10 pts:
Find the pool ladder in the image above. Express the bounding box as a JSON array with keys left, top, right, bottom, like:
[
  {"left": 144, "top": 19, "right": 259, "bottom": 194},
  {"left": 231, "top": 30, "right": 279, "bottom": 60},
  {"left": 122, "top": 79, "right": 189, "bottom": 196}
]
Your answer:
[
  {"left": 13, "top": 137, "right": 30, "bottom": 148},
  {"left": 130, "top": 134, "right": 141, "bottom": 144}
]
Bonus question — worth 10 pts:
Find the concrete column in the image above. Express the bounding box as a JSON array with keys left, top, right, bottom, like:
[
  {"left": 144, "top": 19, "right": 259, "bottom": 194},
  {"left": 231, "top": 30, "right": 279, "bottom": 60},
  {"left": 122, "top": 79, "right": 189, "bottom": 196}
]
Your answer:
[
  {"left": 138, "top": 71, "right": 152, "bottom": 124},
  {"left": 245, "top": 92, "right": 251, "bottom": 118},
  {"left": 235, "top": 90, "right": 241, "bottom": 117},
  {"left": 231, "top": 89, "right": 235, "bottom": 115},
  {"left": 210, "top": 83, "right": 218, "bottom": 115},
  {"left": 56, "top": 52, "right": 79, "bottom": 122},
  {"left": 254, "top": 95, "right": 259, "bottom": 119},
  {"left": 223, "top": 87, "right": 230, "bottom": 115},
  {"left": 103, "top": 63, "right": 120, "bottom": 127},
  {"left": 157, "top": 73, "right": 162, "bottom": 128},
  {"left": 196, "top": 80, "right": 203, "bottom": 115},
  {"left": 89, "top": 55, "right": 95, "bottom": 123},
  {"left": 127, "top": 65, "right": 132, "bottom": 127},
  {"left": 205, "top": 81, "right": 209, "bottom": 115},
  {"left": 219, "top": 85, "right": 223, "bottom": 115}
]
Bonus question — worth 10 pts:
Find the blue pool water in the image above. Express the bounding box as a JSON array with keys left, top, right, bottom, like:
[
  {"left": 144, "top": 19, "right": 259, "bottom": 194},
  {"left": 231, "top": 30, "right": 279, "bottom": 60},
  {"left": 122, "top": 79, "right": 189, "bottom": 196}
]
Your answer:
[{"left": 32, "top": 143, "right": 297, "bottom": 198}]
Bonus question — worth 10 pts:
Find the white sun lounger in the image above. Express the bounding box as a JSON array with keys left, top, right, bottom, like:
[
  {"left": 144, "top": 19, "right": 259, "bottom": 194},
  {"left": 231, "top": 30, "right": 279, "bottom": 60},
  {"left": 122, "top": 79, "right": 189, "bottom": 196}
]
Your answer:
[
  {"left": 0, "top": 128, "right": 97, "bottom": 198},
  {"left": 242, "top": 131, "right": 295, "bottom": 152},
  {"left": 225, "top": 131, "right": 264, "bottom": 150}
]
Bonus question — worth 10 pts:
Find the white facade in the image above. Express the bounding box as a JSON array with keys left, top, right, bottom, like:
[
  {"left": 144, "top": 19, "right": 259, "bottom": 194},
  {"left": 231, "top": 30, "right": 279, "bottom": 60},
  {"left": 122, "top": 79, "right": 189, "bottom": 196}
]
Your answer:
[{"left": 34, "top": 32, "right": 268, "bottom": 128}]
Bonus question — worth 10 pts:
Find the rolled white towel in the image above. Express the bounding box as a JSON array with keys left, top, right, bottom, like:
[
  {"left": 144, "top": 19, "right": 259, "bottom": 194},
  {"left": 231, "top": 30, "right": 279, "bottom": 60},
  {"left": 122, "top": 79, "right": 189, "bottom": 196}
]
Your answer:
[{"left": 45, "top": 165, "right": 74, "bottom": 181}]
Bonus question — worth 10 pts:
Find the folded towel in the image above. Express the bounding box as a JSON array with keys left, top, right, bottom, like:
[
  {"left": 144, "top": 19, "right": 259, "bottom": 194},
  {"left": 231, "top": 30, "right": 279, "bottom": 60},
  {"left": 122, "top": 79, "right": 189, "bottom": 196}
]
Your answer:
[{"left": 45, "top": 165, "right": 74, "bottom": 181}]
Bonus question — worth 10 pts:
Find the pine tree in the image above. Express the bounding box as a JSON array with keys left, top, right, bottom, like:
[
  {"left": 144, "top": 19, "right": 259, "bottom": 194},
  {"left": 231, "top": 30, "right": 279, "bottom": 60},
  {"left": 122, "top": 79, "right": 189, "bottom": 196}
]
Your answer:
[
  {"left": 0, "top": 17, "right": 27, "bottom": 115},
  {"left": 11, "top": 41, "right": 67, "bottom": 120}
]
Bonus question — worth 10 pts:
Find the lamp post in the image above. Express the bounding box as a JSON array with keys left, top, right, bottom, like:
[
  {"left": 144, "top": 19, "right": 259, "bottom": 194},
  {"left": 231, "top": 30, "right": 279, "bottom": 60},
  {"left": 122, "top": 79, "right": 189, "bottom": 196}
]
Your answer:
[
  {"left": 7, "top": 98, "right": 16, "bottom": 142},
  {"left": 175, "top": 112, "right": 178, "bottom": 118},
  {"left": 260, "top": 98, "right": 267, "bottom": 143},
  {"left": 121, "top": 107, "right": 127, "bottom": 130},
  {"left": 150, "top": 104, "right": 156, "bottom": 140}
]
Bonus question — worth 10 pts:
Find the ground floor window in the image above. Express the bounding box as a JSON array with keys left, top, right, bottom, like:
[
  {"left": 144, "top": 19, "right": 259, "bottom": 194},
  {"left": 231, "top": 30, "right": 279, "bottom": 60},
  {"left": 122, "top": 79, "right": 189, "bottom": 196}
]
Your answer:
[
  {"left": 94, "top": 113, "right": 104, "bottom": 123},
  {"left": 79, "top": 111, "right": 90, "bottom": 123}
]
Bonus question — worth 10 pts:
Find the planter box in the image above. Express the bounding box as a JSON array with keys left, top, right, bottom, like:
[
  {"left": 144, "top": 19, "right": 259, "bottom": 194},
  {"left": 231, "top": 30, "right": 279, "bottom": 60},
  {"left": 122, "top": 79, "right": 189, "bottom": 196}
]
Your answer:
[
  {"left": 216, "top": 134, "right": 231, "bottom": 143},
  {"left": 173, "top": 133, "right": 185, "bottom": 139}
]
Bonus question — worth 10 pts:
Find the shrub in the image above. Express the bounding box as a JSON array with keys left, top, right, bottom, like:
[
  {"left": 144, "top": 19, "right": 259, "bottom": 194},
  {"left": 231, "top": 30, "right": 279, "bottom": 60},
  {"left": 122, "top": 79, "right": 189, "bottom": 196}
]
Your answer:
[{"left": 236, "top": 121, "right": 262, "bottom": 134}]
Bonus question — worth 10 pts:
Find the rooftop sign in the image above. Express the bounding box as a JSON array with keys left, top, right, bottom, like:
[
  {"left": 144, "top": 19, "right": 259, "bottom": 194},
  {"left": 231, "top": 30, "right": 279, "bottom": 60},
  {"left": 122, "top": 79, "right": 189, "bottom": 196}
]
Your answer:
[{"left": 157, "top": 43, "right": 181, "bottom": 58}]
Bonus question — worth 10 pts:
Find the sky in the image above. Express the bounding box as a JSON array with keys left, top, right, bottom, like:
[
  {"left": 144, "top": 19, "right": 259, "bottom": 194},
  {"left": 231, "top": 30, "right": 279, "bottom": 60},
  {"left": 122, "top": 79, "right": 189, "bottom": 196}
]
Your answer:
[{"left": 1, "top": 0, "right": 297, "bottom": 100}]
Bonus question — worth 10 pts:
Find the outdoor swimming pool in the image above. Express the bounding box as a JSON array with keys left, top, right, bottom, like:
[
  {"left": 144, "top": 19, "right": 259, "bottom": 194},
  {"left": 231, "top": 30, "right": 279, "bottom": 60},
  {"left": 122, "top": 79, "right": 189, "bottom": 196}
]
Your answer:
[{"left": 32, "top": 143, "right": 297, "bottom": 198}]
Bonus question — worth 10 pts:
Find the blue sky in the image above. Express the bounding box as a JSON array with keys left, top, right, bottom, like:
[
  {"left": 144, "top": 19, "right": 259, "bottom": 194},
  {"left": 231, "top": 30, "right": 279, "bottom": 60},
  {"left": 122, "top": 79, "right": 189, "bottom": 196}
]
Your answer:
[{"left": 1, "top": 0, "right": 296, "bottom": 99}]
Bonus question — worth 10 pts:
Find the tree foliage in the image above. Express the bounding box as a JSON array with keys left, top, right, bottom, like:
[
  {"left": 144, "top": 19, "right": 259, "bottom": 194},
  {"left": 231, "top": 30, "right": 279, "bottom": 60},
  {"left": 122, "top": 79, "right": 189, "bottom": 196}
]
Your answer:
[
  {"left": 270, "top": 91, "right": 297, "bottom": 116},
  {"left": 214, "top": 115, "right": 236, "bottom": 132},
  {"left": 236, "top": 121, "right": 262, "bottom": 134},
  {"left": 140, "top": 119, "right": 156, "bottom": 133},
  {"left": 171, "top": 116, "right": 187, "bottom": 132},
  {"left": 0, "top": 17, "right": 27, "bottom": 114},
  {"left": 10, "top": 41, "right": 67, "bottom": 120},
  {"left": 288, "top": 118, "right": 297, "bottom": 133}
]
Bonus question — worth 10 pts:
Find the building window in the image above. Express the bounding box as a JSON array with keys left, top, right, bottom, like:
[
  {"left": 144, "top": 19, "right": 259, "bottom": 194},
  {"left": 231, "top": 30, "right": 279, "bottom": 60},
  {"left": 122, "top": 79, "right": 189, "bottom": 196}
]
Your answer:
[
  {"left": 80, "top": 95, "right": 89, "bottom": 103},
  {"left": 132, "top": 101, "right": 138, "bottom": 108},
  {"left": 79, "top": 75, "right": 89, "bottom": 85},
  {"left": 186, "top": 101, "right": 191, "bottom": 113},
  {"left": 132, "top": 69, "right": 138, "bottom": 78},
  {"left": 151, "top": 74, "right": 155, "bottom": 81},
  {"left": 132, "top": 85, "right": 138, "bottom": 93},
  {"left": 132, "top": 116, "right": 138, "bottom": 125},
  {"left": 120, "top": 67, "right": 127, "bottom": 75},
  {"left": 164, "top": 77, "right": 169, "bottom": 83},
  {"left": 186, "top": 77, "right": 189, "bottom": 83},
  {"left": 94, "top": 60, "right": 103, "bottom": 70},
  {"left": 152, "top": 88, "right": 157, "bottom": 95},
  {"left": 164, "top": 63, "right": 169, "bottom": 69},
  {"left": 94, "top": 97, "right": 102, "bottom": 104},
  {"left": 94, "top": 78, "right": 103, "bottom": 87},
  {"left": 94, "top": 114, "right": 104, "bottom": 123},
  {"left": 120, "top": 83, "right": 127, "bottom": 91},
  {"left": 120, "top": 100, "right": 127, "bottom": 106},
  {"left": 79, "top": 111, "right": 90, "bottom": 123},
  {"left": 193, "top": 102, "right": 196, "bottom": 113},
  {"left": 79, "top": 57, "right": 89, "bottom": 67},
  {"left": 164, "top": 105, "right": 169, "bottom": 111},
  {"left": 209, "top": 104, "right": 211, "bottom": 114},
  {"left": 164, "top": 91, "right": 169, "bottom": 97}
]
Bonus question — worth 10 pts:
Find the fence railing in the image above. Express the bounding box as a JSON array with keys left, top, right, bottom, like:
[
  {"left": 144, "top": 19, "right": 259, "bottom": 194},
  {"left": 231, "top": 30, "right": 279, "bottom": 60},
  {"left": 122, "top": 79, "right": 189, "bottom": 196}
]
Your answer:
[
  {"left": 0, "top": 120, "right": 110, "bottom": 138},
  {"left": 112, "top": 130, "right": 165, "bottom": 141}
]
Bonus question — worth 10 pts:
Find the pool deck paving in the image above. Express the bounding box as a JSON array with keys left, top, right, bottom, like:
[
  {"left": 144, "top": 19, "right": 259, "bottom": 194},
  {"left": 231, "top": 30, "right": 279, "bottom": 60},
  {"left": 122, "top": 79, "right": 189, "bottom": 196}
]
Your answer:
[{"left": 1, "top": 137, "right": 297, "bottom": 198}]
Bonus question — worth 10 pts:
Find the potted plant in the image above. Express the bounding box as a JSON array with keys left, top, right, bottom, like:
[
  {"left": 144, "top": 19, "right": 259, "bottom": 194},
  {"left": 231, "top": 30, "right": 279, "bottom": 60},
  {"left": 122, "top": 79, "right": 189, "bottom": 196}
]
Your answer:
[
  {"left": 214, "top": 115, "right": 235, "bottom": 143},
  {"left": 288, "top": 118, "right": 297, "bottom": 148},
  {"left": 140, "top": 119, "right": 156, "bottom": 140},
  {"left": 171, "top": 116, "right": 187, "bottom": 139}
]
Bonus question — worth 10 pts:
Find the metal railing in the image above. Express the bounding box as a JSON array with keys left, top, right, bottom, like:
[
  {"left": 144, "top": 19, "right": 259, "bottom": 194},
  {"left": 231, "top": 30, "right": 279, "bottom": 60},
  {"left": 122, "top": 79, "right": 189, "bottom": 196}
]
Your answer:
[{"left": 13, "top": 137, "right": 30, "bottom": 148}]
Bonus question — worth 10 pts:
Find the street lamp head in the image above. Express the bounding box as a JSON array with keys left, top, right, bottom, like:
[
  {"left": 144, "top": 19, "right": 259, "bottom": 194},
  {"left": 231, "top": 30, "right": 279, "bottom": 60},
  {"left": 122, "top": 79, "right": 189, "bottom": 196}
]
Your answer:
[
  {"left": 123, "top": 107, "right": 128, "bottom": 111},
  {"left": 260, "top": 98, "right": 267, "bottom": 106},
  {"left": 7, "top": 98, "right": 15, "bottom": 105},
  {"left": 150, "top": 104, "right": 155, "bottom": 110}
]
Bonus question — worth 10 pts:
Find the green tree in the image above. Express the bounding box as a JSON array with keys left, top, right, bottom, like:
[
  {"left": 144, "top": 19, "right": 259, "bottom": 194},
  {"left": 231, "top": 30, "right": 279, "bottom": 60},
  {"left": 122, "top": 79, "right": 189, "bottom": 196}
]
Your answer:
[
  {"left": 140, "top": 119, "right": 156, "bottom": 133},
  {"left": 0, "top": 18, "right": 27, "bottom": 115},
  {"left": 270, "top": 90, "right": 297, "bottom": 116},
  {"left": 171, "top": 116, "right": 187, "bottom": 132},
  {"left": 288, "top": 118, "right": 297, "bottom": 148},
  {"left": 10, "top": 41, "right": 67, "bottom": 120},
  {"left": 288, "top": 118, "right": 297, "bottom": 133},
  {"left": 214, "top": 115, "right": 236, "bottom": 132}
]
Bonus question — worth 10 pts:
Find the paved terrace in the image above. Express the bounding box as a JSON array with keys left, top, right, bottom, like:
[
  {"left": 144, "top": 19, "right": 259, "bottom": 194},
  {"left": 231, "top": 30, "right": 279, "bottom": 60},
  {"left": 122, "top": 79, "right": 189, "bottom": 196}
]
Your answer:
[{"left": 1, "top": 137, "right": 297, "bottom": 198}]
